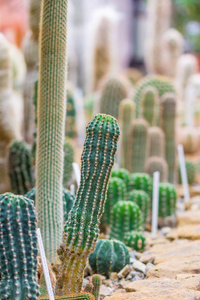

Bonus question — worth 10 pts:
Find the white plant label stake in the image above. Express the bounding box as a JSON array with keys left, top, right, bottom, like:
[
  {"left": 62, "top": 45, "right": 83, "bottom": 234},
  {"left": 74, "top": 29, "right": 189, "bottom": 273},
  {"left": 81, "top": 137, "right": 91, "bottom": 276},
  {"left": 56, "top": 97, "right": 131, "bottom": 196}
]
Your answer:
[
  {"left": 178, "top": 144, "right": 190, "bottom": 202},
  {"left": 70, "top": 183, "right": 75, "bottom": 196},
  {"left": 36, "top": 228, "right": 54, "bottom": 300},
  {"left": 152, "top": 171, "right": 160, "bottom": 237},
  {"left": 72, "top": 162, "right": 81, "bottom": 187}
]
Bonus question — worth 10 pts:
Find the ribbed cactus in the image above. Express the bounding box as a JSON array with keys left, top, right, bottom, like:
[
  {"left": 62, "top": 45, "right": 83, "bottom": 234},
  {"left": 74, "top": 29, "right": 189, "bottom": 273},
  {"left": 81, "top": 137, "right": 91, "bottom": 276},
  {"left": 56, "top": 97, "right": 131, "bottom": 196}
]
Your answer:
[
  {"left": 0, "top": 193, "right": 39, "bottom": 299},
  {"left": 29, "top": 0, "right": 42, "bottom": 39},
  {"left": 118, "top": 99, "right": 135, "bottom": 168},
  {"left": 160, "top": 93, "right": 177, "bottom": 183},
  {"left": 129, "top": 173, "right": 153, "bottom": 199},
  {"left": 159, "top": 183, "right": 177, "bottom": 218},
  {"left": 134, "top": 75, "right": 175, "bottom": 118},
  {"left": 8, "top": 140, "right": 34, "bottom": 195},
  {"left": 148, "top": 127, "right": 165, "bottom": 158},
  {"left": 124, "top": 231, "right": 146, "bottom": 251},
  {"left": 99, "top": 75, "right": 129, "bottom": 119},
  {"left": 63, "top": 138, "right": 74, "bottom": 188},
  {"left": 141, "top": 86, "right": 159, "bottom": 125},
  {"left": 40, "top": 294, "right": 94, "bottom": 300},
  {"left": 128, "top": 190, "right": 150, "bottom": 223},
  {"left": 36, "top": 0, "right": 68, "bottom": 262},
  {"left": 111, "top": 168, "right": 130, "bottom": 192},
  {"left": 91, "top": 275, "right": 101, "bottom": 300},
  {"left": 178, "top": 161, "right": 196, "bottom": 185},
  {"left": 179, "top": 127, "right": 199, "bottom": 154},
  {"left": 65, "top": 91, "right": 76, "bottom": 138},
  {"left": 55, "top": 114, "right": 120, "bottom": 295},
  {"left": 110, "top": 201, "right": 144, "bottom": 241},
  {"left": 128, "top": 119, "right": 149, "bottom": 173},
  {"left": 89, "top": 239, "right": 130, "bottom": 277},
  {"left": 145, "top": 156, "right": 168, "bottom": 182},
  {"left": 104, "top": 177, "right": 126, "bottom": 225}
]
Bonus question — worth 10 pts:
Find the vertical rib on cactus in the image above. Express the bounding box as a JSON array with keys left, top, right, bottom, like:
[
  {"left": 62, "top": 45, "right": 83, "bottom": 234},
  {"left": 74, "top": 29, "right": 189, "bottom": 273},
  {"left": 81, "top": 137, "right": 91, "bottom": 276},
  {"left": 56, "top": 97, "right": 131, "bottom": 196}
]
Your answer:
[
  {"left": 91, "top": 275, "right": 101, "bottom": 300},
  {"left": 141, "top": 86, "right": 159, "bottom": 126},
  {"left": 55, "top": 114, "right": 120, "bottom": 295},
  {"left": 0, "top": 193, "right": 39, "bottom": 299},
  {"left": 36, "top": 0, "right": 68, "bottom": 262},
  {"left": 118, "top": 99, "right": 135, "bottom": 168},
  {"left": 148, "top": 127, "right": 165, "bottom": 158}
]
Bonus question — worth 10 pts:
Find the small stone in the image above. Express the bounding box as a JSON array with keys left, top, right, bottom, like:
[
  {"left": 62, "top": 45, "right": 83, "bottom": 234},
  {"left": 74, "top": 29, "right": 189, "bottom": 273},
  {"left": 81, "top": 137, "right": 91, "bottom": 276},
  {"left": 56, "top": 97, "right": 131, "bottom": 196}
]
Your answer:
[
  {"left": 104, "top": 279, "right": 113, "bottom": 287},
  {"left": 99, "top": 275, "right": 106, "bottom": 283},
  {"left": 132, "top": 261, "right": 146, "bottom": 274},
  {"left": 160, "top": 227, "right": 172, "bottom": 236},
  {"left": 134, "top": 251, "right": 143, "bottom": 260},
  {"left": 140, "top": 252, "right": 155, "bottom": 264},
  {"left": 136, "top": 271, "right": 145, "bottom": 279},
  {"left": 100, "top": 285, "right": 113, "bottom": 297},
  {"left": 130, "top": 275, "right": 142, "bottom": 282},
  {"left": 110, "top": 272, "right": 118, "bottom": 281},
  {"left": 117, "top": 264, "right": 131, "bottom": 279},
  {"left": 126, "top": 273, "right": 133, "bottom": 280},
  {"left": 118, "top": 279, "right": 129, "bottom": 289},
  {"left": 145, "top": 263, "right": 154, "bottom": 272}
]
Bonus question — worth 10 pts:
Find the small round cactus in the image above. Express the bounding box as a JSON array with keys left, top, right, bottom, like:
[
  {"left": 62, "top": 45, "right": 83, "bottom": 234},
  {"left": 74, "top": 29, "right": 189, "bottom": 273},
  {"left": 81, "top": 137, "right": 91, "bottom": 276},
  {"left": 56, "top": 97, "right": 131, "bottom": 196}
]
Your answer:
[
  {"left": 89, "top": 239, "right": 130, "bottom": 277},
  {"left": 124, "top": 231, "right": 146, "bottom": 251},
  {"left": 159, "top": 183, "right": 177, "bottom": 218},
  {"left": 111, "top": 168, "right": 130, "bottom": 192},
  {"left": 128, "top": 190, "right": 150, "bottom": 223},
  {"left": 178, "top": 161, "right": 196, "bottom": 185},
  {"left": 129, "top": 173, "right": 153, "bottom": 199}
]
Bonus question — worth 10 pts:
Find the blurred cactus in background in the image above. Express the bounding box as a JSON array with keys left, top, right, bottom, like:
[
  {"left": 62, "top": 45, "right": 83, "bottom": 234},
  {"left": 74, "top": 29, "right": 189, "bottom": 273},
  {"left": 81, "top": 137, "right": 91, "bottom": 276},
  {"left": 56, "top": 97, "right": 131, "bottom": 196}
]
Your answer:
[
  {"left": 63, "top": 138, "right": 74, "bottom": 188},
  {"left": 145, "top": 156, "right": 168, "bottom": 182},
  {"left": 148, "top": 127, "right": 165, "bottom": 158},
  {"left": 111, "top": 168, "right": 130, "bottom": 192},
  {"left": 66, "top": 91, "right": 77, "bottom": 138},
  {"left": 159, "top": 183, "right": 177, "bottom": 218},
  {"left": 178, "top": 161, "right": 196, "bottom": 185},
  {"left": 128, "top": 190, "right": 150, "bottom": 223},
  {"left": 129, "top": 173, "right": 153, "bottom": 199},
  {"left": 141, "top": 86, "right": 159, "bottom": 126}
]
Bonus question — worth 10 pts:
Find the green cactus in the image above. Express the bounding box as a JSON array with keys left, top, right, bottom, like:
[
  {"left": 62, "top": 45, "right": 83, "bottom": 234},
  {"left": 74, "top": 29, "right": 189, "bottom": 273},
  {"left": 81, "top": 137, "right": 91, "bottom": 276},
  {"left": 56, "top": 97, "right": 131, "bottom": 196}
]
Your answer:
[
  {"left": 55, "top": 114, "right": 120, "bottom": 295},
  {"left": 141, "top": 86, "right": 159, "bottom": 126},
  {"left": 129, "top": 173, "right": 153, "bottom": 199},
  {"left": 178, "top": 161, "right": 196, "bottom": 185},
  {"left": 128, "top": 190, "right": 150, "bottom": 223},
  {"left": 8, "top": 140, "right": 34, "bottom": 195},
  {"left": 65, "top": 91, "right": 76, "bottom": 138},
  {"left": 36, "top": 0, "right": 68, "bottom": 262},
  {"left": 134, "top": 75, "right": 175, "bottom": 118},
  {"left": 159, "top": 183, "right": 177, "bottom": 218},
  {"left": 128, "top": 119, "right": 149, "bottom": 173},
  {"left": 63, "top": 138, "right": 74, "bottom": 188},
  {"left": 40, "top": 293, "right": 94, "bottom": 300},
  {"left": 103, "top": 177, "right": 127, "bottom": 225},
  {"left": 111, "top": 168, "right": 130, "bottom": 192},
  {"left": 83, "top": 284, "right": 93, "bottom": 294},
  {"left": 110, "top": 201, "right": 144, "bottom": 241},
  {"left": 0, "top": 193, "right": 39, "bottom": 299},
  {"left": 160, "top": 94, "right": 177, "bottom": 183},
  {"left": 148, "top": 127, "right": 165, "bottom": 158},
  {"left": 124, "top": 231, "right": 146, "bottom": 251},
  {"left": 89, "top": 239, "right": 130, "bottom": 277},
  {"left": 118, "top": 99, "right": 135, "bottom": 168},
  {"left": 99, "top": 76, "right": 128, "bottom": 119},
  {"left": 91, "top": 275, "right": 101, "bottom": 300},
  {"left": 145, "top": 156, "right": 168, "bottom": 182}
]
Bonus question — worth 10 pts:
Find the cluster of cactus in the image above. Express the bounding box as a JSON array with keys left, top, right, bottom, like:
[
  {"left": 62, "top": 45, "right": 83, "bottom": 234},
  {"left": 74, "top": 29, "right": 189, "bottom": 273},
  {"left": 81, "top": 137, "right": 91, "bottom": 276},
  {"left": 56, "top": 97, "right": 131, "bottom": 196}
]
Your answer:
[
  {"left": 89, "top": 239, "right": 130, "bottom": 277},
  {"left": 55, "top": 114, "right": 120, "bottom": 294},
  {"left": 124, "top": 231, "right": 146, "bottom": 251},
  {"left": 84, "top": 275, "right": 101, "bottom": 300},
  {"left": 63, "top": 138, "right": 74, "bottom": 188},
  {"left": 111, "top": 168, "right": 130, "bottom": 191},
  {"left": 65, "top": 91, "right": 77, "bottom": 138},
  {"left": 0, "top": 193, "right": 39, "bottom": 299},
  {"left": 148, "top": 127, "right": 165, "bottom": 158},
  {"left": 178, "top": 161, "right": 196, "bottom": 185},
  {"left": 8, "top": 140, "right": 34, "bottom": 195},
  {"left": 145, "top": 156, "right": 168, "bottom": 182},
  {"left": 159, "top": 183, "right": 177, "bottom": 218},
  {"left": 40, "top": 294, "right": 94, "bottom": 300},
  {"left": 129, "top": 173, "right": 153, "bottom": 199},
  {"left": 128, "top": 190, "right": 150, "bottom": 223},
  {"left": 140, "top": 86, "right": 159, "bottom": 126}
]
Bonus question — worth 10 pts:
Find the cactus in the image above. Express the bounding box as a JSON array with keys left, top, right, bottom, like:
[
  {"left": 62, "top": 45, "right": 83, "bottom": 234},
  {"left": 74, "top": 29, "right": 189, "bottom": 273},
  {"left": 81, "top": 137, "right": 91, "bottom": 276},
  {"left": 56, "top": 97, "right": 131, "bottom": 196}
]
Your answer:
[
  {"left": 55, "top": 114, "right": 120, "bottom": 295},
  {"left": 99, "top": 75, "right": 129, "bottom": 119},
  {"left": 91, "top": 275, "right": 101, "bottom": 300},
  {"left": 8, "top": 140, "right": 34, "bottom": 195},
  {"left": 141, "top": 86, "right": 159, "bottom": 126},
  {"left": 29, "top": 0, "right": 42, "bottom": 39},
  {"left": 159, "top": 183, "right": 177, "bottom": 218},
  {"left": 128, "top": 119, "right": 149, "bottom": 173},
  {"left": 110, "top": 201, "right": 144, "bottom": 241},
  {"left": 89, "top": 239, "right": 130, "bottom": 277},
  {"left": 145, "top": 156, "right": 168, "bottom": 182},
  {"left": 160, "top": 93, "right": 177, "bottom": 183},
  {"left": 111, "top": 168, "right": 130, "bottom": 192},
  {"left": 178, "top": 161, "right": 196, "bottom": 185},
  {"left": 65, "top": 91, "right": 77, "bottom": 138},
  {"left": 133, "top": 75, "right": 175, "bottom": 118},
  {"left": 83, "top": 284, "right": 93, "bottom": 294},
  {"left": 124, "top": 231, "right": 146, "bottom": 251},
  {"left": 0, "top": 193, "right": 39, "bottom": 299},
  {"left": 40, "top": 293, "right": 94, "bottom": 300},
  {"left": 118, "top": 99, "right": 135, "bottom": 168},
  {"left": 148, "top": 127, "right": 165, "bottom": 158},
  {"left": 129, "top": 173, "right": 153, "bottom": 199},
  {"left": 63, "top": 138, "right": 74, "bottom": 188},
  {"left": 128, "top": 190, "right": 150, "bottom": 223},
  {"left": 37, "top": 256, "right": 56, "bottom": 297},
  {"left": 36, "top": 0, "right": 68, "bottom": 262},
  {"left": 179, "top": 127, "right": 199, "bottom": 154}
]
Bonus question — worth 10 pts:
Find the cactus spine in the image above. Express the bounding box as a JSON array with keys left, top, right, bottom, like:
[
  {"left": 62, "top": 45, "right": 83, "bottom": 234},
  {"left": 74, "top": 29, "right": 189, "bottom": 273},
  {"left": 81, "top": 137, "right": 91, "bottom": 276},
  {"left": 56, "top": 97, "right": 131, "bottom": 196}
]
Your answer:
[
  {"left": 55, "top": 114, "right": 120, "bottom": 295},
  {"left": 0, "top": 193, "right": 39, "bottom": 299},
  {"left": 145, "top": 156, "right": 168, "bottom": 182},
  {"left": 128, "top": 190, "right": 150, "bottom": 223},
  {"left": 148, "top": 127, "right": 165, "bottom": 158},
  {"left": 36, "top": 0, "right": 68, "bottom": 261},
  {"left": 128, "top": 119, "right": 149, "bottom": 173},
  {"left": 141, "top": 86, "right": 159, "bottom": 125}
]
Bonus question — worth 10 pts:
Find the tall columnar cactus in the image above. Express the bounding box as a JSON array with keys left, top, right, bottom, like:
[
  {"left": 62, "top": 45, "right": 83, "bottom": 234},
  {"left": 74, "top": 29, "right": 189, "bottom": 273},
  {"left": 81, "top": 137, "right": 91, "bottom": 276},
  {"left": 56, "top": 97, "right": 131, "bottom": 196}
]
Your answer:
[
  {"left": 63, "top": 138, "right": 74, "bottom": 188},
  {"left": 0, "top": 193, "right": 39, "bottom": 299},
  {"left": 159, "top": 183, "right": 177, "bottom": 218},
  {"left": 110, "top": 201, "right": 144, "bottom": 241},
  {"left": 99, "top": 75, "right": 129, "bottom": 119},
  {"left": 133, "top": 75, "right": 175, "bottom": 118},
  {"left": 128, "top": 190, "right": 150, "bottom": 223},
  {"left": 128, "top": 119, "right": 149, "bottom": 173},
  {"left": 111, "top": 168, "right": 130, "bottom": 192},
  {"left": 124, "top": 231, "right": 146, "bottom": 251},
  {"left": 118, "top": 99, "right": 135, "bottom": 168},
  {"left": 141, "top": 86, "right": 159, "bottom": 126},
  {"left": 36, "top": 0, "right": 68, "bottom": 262},
  {"left": 104, "top": 177, "right": 126, "bottom": 225},
  {"left": 129, "top": 173, "right": 153, "bottom": 199},
  {"left": 148, "top": 127, "right": 165, "bottom": 158},
  {"left": 89, "top": 239, "right": 130, "bottom": 277},
  {"left": 91, "top": 275, "right": 101, "bottom": 300},
  {"left": 29, "top": 0, "right": 42, "bottom": 40},
  {"left": 40, "top": 294, "right": 94, "bottom": 300},
  {"left": 178, "top": 161, "right": 196, "bottom": 185},
  {"left": 160, "top": 93, "right": 177, "bottom": 183},
  {"left": 55, "top": 114, "right": 120, "bottom": 295},
  {"left": 65, "top": 91, "right": 77, "bottom": 138},
  {"left": 8, "top": 140, "right": 34, "bottom": 195},
  {"left": 145, "top": 156, "right": 168, "bottom": 182}
]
